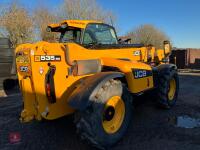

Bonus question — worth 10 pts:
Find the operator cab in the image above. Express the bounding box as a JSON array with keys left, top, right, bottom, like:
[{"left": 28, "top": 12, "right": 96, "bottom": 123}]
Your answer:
[
  {"left": 59, "top": 23, "right": 118, "bottom": 46},
  {"left": 47, "top": 21, "right": 118, "bottom": 46},
  {"left": 47, "top": 20, "right": 144, "bottom": 49}
]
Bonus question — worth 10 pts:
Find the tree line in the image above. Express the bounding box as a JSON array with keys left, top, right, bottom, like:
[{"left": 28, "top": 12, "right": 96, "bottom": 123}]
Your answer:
[{"left": 0, "top": 0, "right": 169, "bottom": 49}]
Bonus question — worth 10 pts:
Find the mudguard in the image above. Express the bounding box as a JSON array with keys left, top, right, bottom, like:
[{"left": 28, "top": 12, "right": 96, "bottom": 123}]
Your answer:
[
  {"left": 68, "top": 72, "right": 124, "bottom": 110},
  {"left": 156, "top": 63, "right": 177, "bottom": 72},
  {"left": 153, "top": 63, "right": 177, "bottom": 87}
]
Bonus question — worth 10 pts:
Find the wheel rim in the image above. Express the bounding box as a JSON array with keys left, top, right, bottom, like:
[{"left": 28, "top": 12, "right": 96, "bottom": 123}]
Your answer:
[
  {"left": 102, "top": 96, "right": 125, "bottom": 134},
  {"left": 168, "top": 78, "right": 176, "bottom": 101}
]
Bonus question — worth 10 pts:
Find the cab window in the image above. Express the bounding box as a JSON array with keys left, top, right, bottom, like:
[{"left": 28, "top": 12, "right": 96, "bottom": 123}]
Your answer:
[
  {"left": 83, "top": 24, "right": 118, "bottom": 45},
  {"left": 59, "top": 28, "right": 81, "bottom": 43}
]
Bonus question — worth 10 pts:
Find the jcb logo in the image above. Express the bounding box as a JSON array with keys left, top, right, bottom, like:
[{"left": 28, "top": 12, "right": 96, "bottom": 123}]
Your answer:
[
  {"left": 34, "top": 55, "right": 61, "bottom": 62},
  {"left": 134, "top": 70, "right": 146, "bottom": 78},
  {"left": 133, "top": 50, "right": 141, "bottom": 56},
  {"left": 133, "top": 69, "right": 152, "bottom": 79},
  {"left": 20, "top": 66, "right": 28, "bottom": 72}
]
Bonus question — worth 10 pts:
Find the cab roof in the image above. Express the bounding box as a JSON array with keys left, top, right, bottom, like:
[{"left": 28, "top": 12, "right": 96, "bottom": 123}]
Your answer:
[{"left": 48, "top": 20, "right": 103, "bottom": 30}]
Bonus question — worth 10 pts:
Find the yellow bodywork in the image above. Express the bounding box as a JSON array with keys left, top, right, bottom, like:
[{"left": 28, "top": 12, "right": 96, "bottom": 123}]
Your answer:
[
  {"left": 15, "top": 20, "right": 171, "bottom": 122},
  {"left": 48, "top": 20, "right": 102, "bottom": 29}
]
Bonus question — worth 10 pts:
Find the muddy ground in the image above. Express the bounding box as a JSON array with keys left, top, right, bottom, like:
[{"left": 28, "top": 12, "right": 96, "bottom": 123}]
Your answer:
[{"left": 0, "top": 74, "right": 200, "bottom": 150}]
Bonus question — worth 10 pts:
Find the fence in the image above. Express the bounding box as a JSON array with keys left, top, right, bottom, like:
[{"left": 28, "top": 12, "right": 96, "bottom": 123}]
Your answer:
[{"left": 0, "top": 38, "right": 14, "bottom": 77}]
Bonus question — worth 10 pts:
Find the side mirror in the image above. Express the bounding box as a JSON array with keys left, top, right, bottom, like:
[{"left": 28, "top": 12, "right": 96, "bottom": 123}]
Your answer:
[
  {"left": 163, "top": 41, "right": 171, "bottom": 56},
  {"left": 46, "top": 26, "right": 52, "bottom": 32}
]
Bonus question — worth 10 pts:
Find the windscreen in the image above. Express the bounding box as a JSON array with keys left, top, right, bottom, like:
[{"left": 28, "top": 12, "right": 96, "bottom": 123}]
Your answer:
[{"left": 83, "top": 24, "right": 118, "bottom": 45}]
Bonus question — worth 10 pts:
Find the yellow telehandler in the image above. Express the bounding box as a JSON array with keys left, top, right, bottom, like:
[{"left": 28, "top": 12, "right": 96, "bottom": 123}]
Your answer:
[{"left": 15, "top": 20, "right": 179, "bottom": 149}]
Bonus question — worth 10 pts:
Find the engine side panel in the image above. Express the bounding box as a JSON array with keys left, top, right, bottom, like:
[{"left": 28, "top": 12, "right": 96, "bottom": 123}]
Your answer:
[{"left": 16, "top": 42, "right": 155, "bottom": 121}]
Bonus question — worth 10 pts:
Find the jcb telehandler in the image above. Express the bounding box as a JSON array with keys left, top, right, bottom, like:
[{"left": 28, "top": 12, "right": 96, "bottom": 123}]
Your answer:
[{"left": 15, "top": 20, "right": 179, "bottom": 149}]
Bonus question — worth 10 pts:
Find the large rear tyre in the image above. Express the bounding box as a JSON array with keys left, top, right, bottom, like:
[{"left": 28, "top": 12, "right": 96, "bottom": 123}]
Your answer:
[
  {"left": 157, "top": 68, "right": 179, "bottom": 108},
  {"left": 74, "top": 79, "right": 133, "bottom": 149}
]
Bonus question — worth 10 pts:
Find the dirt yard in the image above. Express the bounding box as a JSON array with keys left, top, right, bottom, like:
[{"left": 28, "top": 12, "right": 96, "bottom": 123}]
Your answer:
[{"left": 0, "top": 74, "right": 200, "bottom": 150}]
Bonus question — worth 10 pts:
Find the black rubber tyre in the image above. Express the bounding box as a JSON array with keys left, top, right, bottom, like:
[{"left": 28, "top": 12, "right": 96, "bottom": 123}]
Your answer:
[
  {"left": 74, "top": 79, "right": 133, "bottom": 149},
  {"left": 3, "top": 79, "right": 18, "bottom": 91},
  {"left": 157, "top": 68, "right": 179, "bottom": 109}
]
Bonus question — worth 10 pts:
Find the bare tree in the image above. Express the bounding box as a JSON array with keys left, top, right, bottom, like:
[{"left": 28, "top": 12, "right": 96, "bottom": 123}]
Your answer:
[
  {"left": 0, "top": 0, "right": 117, "bottom": 44},
  {"left": 33, "top": 7, "right": 59, "bottom": 42},
  {"left": 127, "top": 24, "right": 170, "bottom": 49},
  {"left": 60, "top": 0, "right": 116, "bottom": 25},
  {"left": 0, "top": 2, "right": 33, "bottom": 47}
]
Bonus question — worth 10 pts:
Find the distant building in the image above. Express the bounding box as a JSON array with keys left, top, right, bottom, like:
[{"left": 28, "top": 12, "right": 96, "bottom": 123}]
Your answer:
[{"left": 170, "top": 48, "right": 200, "bottom": 69}]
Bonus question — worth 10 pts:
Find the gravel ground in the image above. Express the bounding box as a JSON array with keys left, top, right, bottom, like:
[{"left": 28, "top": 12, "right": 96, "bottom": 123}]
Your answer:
[{"left": 0, "top": 74, "right": 200, "bottom": 150}]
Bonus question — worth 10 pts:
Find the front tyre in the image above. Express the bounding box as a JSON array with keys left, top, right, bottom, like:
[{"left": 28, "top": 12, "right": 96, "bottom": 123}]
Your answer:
[
  {"left": 157, "top": 68, "right": 179, "bottom": 108},
  {"left": 75, "top": 79, "right": 133, "bottom": 149}
]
